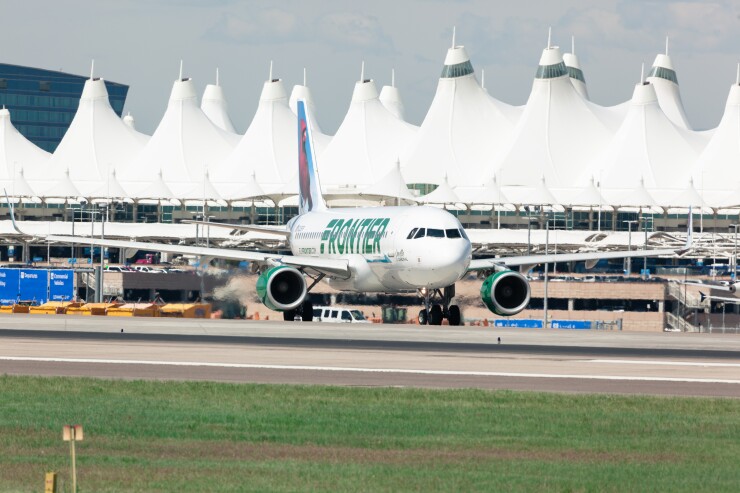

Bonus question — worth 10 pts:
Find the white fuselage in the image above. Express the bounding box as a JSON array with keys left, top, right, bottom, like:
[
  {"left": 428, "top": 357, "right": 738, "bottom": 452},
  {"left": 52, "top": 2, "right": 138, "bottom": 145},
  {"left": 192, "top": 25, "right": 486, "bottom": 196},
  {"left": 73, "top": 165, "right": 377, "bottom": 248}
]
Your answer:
[{"left": 288, "top": 206, "right": 472, "bottom": 292}]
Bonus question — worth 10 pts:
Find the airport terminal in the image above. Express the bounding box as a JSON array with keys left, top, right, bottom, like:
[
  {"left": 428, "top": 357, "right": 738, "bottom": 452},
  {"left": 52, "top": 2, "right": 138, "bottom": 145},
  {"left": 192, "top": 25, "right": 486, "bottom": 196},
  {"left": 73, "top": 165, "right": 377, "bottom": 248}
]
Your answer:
[{"left": 1, "top": 35, "right": 740, "bottom": 331}]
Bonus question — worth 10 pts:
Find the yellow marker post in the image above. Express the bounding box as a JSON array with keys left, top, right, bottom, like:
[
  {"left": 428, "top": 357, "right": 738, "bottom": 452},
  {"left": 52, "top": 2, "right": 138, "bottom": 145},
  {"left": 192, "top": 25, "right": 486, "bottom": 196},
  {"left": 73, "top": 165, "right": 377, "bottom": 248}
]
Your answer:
[
  {"left": 63, "top": 425, "right": 83, "bottom": 493},
  {"left": 44, "top": 472, "right": 56, "bottom": 493}
]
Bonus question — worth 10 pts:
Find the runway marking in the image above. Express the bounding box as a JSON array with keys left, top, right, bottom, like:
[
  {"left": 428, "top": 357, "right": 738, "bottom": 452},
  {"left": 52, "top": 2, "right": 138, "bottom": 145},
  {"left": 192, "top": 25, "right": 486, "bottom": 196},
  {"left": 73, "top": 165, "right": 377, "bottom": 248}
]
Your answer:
[
  {"left": 2, "top": 356, "right": 740, "bottom": 384},
  {"left": 587, "top": 359, "right": 740, "bottom": 368}
]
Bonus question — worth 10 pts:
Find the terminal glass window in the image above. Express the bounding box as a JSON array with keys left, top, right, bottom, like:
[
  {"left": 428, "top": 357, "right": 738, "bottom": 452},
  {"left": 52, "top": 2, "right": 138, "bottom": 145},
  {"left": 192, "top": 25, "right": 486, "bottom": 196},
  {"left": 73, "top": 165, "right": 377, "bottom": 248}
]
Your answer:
[
  {"left": 567, "top": 66, "right": 586, "bottom": 83},
  {"left": 648, "top": 66, "right": 678, "bottom": 84},
  {"left": 535, "top": 62, "right": 567, "bottom": 79},
  {"left": 440, "top": 60, "right": 474, "bottom": 78}
]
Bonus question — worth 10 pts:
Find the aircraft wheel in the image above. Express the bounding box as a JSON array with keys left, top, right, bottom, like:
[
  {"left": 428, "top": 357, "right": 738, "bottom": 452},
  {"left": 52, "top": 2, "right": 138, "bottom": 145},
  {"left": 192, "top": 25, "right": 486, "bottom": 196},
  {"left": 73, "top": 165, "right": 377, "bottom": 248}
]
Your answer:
[
  {"left": 418, "top": 309, "right": 428, "bottom": 325},
  {"left": 429, "top": 305, "right": 443, "bottom": 325},
  {"left": 283, "top": 309, "right": 296, "bottom": 322},
  {"left": 448, "top": 305, "right": 461, "bottom": 326},
  {"left": 301, "top": 301, "right": 313, "bottom": 322}
]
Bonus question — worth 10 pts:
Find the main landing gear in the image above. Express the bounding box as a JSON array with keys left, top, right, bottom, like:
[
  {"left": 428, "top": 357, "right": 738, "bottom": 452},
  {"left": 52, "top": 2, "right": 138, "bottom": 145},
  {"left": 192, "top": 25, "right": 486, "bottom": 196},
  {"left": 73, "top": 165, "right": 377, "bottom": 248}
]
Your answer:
[
  {"left": 283, "top": 300, "right": 314, "bottom": 322},
  {"left": 418, "top": 285, "right": 462, "bottom": 326}
]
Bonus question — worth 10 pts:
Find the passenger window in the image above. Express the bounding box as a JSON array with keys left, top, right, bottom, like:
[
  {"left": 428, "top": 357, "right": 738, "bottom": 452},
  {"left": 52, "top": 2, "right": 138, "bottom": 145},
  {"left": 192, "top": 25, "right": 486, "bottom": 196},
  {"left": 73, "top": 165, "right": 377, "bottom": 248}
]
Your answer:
[
  {"left": 446, "top": 228, "right": 461, "bottom": 238},
  {"left": 427, "top": 228, "right": 444, "bottom": 238},
  {"left": 324, "top": 309, "right": 330, "bottom": 317},
  {"left": 331, "top": 310, "right": 338, "bottom": 318},
  {"left": 341, "top": 311, "right": 352, "bottom": 321},
  {"left": 414, "top": 228, "right": 426, "bottom": 239},
  {"left": 406, "top": 228, "right": 418, "bottom": 239}
]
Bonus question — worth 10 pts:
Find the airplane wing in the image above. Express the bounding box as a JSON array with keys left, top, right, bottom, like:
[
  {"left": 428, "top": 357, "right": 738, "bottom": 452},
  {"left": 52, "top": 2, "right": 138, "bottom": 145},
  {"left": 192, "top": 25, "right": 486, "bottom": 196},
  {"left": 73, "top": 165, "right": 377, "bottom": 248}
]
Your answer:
[
  {"left": 181, "top": 220, "right": 291, "bottom": 238},
  {"left": 43, "top": 235, "right": 350, "bottom": 278},
  {"left": 699, "top": 291, "right": 740, "bottom": 304},
  {"left": 468, "top": 248, "right": 680, "bottom": 271}
]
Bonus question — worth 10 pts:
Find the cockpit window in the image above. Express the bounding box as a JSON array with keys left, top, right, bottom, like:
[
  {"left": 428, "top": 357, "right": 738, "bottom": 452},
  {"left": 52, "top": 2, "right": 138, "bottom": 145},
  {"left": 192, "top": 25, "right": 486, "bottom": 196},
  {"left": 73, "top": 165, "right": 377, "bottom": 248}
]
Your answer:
[
  {"left": 414, "top": 228, "right": 426, "bottom": 239},
  {"left": 407, "top": 228, "right": 418, "bottom": 240},
  {"left": 445, "top": 228, "right": 462, "bottom": 238},
  {"left": 427, "top": 228, "right": 444, "bottom": 238}
]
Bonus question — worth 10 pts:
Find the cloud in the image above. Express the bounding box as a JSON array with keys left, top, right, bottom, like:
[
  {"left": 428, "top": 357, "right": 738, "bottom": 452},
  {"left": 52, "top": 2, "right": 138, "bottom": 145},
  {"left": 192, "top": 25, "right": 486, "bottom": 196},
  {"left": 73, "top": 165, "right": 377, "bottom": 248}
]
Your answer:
[
  {"left": 205, "top": 10, "right": 300, "bottom": 44},
  {"left": 206, "top": 9, "right": 394, "bottom": 52},
  {"left": 317, "top": 13, "right": 394, "bottom": 51}
]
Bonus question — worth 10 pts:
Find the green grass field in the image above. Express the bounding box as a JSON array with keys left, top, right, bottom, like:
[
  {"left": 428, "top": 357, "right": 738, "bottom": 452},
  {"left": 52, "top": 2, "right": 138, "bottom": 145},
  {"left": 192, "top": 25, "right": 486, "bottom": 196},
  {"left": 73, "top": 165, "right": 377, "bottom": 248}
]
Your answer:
[{"left": 0, "top": 375, "right": 738, "bottom": 492}]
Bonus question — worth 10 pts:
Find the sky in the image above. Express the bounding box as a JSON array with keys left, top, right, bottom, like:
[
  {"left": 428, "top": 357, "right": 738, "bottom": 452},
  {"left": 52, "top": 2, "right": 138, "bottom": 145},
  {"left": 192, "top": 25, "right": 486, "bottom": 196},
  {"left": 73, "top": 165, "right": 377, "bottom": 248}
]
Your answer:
[{"left": 2, "top": 0, "right": 740, "bottom": 133}]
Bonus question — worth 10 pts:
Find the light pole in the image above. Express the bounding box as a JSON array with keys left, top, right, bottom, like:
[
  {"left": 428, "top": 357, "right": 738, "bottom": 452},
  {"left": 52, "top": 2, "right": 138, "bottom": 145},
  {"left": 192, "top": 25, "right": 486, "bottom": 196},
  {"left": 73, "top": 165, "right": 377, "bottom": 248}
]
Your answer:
[
  {"left": 65, "top": 207, "right": 77, "bottom": 266},
  {"left": 730, "top": 224, "right": 739, "bottom": 281},
  {"left": 543, "top": 214, "right": 550, "bottom": 329},
  {"left": 624, "top": 220, "right": 638, "bottom": 276}
]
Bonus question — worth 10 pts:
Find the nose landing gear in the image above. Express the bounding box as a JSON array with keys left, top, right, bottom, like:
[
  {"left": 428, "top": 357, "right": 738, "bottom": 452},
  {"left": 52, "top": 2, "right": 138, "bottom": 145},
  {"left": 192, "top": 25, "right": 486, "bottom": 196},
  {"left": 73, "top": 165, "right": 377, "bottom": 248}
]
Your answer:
[{"left": 418, "top": 285, "right": 462, "bottom": 326}]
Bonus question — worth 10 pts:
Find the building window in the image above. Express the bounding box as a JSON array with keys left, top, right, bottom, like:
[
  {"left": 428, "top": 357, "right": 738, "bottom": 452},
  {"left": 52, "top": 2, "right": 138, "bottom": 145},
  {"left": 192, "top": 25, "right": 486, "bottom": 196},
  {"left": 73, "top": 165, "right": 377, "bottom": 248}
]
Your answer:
[
  {"left": 0, "top": 79, "right": 6, "bottom": 89},
  {"left": 648, "top": 66, "right": 678, "bottom": 85},
  {"left": 535, "top": 62, "right": 567, "bottom": 79},
  {"left": 440, "top": 60, "right": 474, "bottom": 78},
  {"left": 567, "top": 66, "right": 586, "bottom": 83},
  {"left": 39, "top": 81, "right": 51, "bottom": 92}
]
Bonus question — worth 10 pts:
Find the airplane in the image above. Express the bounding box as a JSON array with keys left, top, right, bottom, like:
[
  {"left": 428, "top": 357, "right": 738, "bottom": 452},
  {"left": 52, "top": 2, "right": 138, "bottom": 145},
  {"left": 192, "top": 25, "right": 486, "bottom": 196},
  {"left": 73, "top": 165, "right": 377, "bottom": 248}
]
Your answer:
[{"left": 6, "top": 100, "right": 692, "bottom": 326}]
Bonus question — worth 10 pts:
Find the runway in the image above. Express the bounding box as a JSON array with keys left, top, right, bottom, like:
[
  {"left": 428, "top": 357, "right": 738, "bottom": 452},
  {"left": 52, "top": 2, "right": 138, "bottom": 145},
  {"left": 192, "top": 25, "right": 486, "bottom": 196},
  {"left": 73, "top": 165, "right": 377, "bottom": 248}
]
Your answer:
[{"left": 1, "top": 315, "right": 739, "bottom": 397}]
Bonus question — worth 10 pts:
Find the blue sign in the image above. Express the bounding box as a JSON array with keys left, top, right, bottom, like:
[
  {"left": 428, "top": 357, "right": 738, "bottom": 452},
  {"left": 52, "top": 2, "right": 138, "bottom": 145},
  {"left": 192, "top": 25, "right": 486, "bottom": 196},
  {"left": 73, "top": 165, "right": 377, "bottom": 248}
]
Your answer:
[
  {"left": 494, "top": 319, "right": 543, "bottom": 328},
  {"left": 49, "top": 270, "right": 74, "bottom": 302},
  {"left": 19, "top": 269, "right": 47, "bottom": 304},
  {"left": 0, "top": 269, "right": 20, "bottom": 305},
  {"left": 551, "top": 320, "right": 592, "bottom": 330}
]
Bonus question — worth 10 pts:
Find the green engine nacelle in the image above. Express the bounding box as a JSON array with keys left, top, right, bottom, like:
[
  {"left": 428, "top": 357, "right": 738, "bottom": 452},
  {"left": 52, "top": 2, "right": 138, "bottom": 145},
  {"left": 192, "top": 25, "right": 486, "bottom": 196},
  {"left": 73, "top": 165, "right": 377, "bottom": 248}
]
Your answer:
[
  {"left": 480, "top": 270, "right": 531, "bottom": 316},
  {"left": 256, "top": 266, "right": 307, "bottom": 312}
]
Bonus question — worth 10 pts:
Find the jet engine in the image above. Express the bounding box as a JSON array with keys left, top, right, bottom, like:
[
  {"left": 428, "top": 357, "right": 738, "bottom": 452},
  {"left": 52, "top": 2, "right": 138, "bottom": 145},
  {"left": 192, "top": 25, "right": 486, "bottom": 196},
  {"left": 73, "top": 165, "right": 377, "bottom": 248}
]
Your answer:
[
  {"left": 480, "top": 270, "right": 531, "bottom": 316},
  {"left": 255, "top": 266, "right": 307, "bottom": 312}
]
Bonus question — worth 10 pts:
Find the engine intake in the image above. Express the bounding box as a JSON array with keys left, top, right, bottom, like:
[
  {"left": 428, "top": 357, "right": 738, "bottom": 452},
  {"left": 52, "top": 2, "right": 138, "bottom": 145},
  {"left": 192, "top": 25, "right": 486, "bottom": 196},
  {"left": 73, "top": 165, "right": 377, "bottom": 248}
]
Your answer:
[
  {"left": 256, "top": 266, "right": 307, "bottom": 312},
  {"left": 480, "top": 270, "right": 531, "bottom": 316}
]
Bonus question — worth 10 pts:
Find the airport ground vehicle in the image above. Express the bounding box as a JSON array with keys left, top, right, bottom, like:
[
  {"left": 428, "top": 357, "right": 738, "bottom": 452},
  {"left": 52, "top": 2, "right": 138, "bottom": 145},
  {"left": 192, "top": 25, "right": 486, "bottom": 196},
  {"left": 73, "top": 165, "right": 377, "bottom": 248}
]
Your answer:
[{"left": 312, "top": 307, "right": 371, "bottom": 323}]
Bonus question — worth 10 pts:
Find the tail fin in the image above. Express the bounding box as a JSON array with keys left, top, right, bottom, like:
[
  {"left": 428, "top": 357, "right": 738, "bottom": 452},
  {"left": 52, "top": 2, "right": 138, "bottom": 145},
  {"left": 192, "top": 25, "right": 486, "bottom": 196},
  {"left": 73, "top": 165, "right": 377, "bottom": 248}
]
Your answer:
[{"left": 297, "top": 99, "right": 327, "bottom": 215}]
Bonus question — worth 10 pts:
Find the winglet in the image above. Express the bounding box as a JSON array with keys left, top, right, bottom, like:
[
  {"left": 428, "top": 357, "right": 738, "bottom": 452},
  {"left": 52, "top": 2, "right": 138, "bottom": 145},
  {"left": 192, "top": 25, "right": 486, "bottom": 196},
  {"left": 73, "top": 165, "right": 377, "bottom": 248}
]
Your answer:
[
  {"left": 699, "top": 291, "right": 706, "bottom": 303},
  {"left": 4, "top": 189, "right": 24, "bottom": 235}
]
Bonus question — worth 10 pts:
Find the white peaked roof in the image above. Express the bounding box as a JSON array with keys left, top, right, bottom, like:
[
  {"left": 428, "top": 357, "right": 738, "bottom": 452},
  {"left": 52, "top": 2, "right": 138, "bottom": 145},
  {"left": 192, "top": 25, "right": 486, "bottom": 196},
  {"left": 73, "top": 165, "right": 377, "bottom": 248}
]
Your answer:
[
  {"left": 0, "top": 107, "right": 50, "bottom": 186},
  {"left": 211, "top": 78, "right": 298, "bottom": 196},
  {"left": 120, "top": 77, "right": 238, "bottom": 196},
  {"left": 497, "top": 46, "right": 614, "bottom": 189},
  {"left": 90, "top": 169, "right": 131, "bottom": 203},
  {"left": 666, "top": 178, "right": 712, "bottom": 211},
  {"left": 201, "top": 74, "right": 237, "bottom": 133},
  {"left": 39, "top": 78, "right": 149, "bottom": 195},
  {"left": 591, "top": 81, "right": 704, "bottom": 191},
  {"left": 418, "top": 175, "right": 465, "bottom": 209},
  {"left": 530, "top": 176, "right": 559, "bottom": 205},
  {"left": 6, "top": 169, "right": 37, "bottom": 201},
  {"left": 132, "top": 170, "right": 178, "bottom": 204},
  {"left": 225, "top": 172, "right": 269, "bottom": 203},
  {"left": 647, "top": 52, "right": 692, "bottom": 129},
  {"left": 563, "top": 48, "right": 589, "bottom": 100},
  {"left": 457, "top": 175, "right": 511, "bottom": 205},
  {"left": 43, "top": 169, "right": 82, "bottom": 204},
  {"left": 402, "top": 45, "right": 519, "bottom": 187},
  {"left": 606, "top": 177, "right": 659, "bottom": 208},
  {"left": 693, "top": 81, "right": 740, "bottom": 192},
  {"left": 361, "top": 162, "right": 416, "bottom": 202},
  {"left": 319, "top": 76, "right": 417, "bottom": 190},
  {"left": 182, "top": 172, "right": 227, "bottom": 207},
  {"left": 379, "top": 71, "right": 406, "bottom": 120},
  {"left": 568, "top": 177, "right": 607, "bottom": 208}
]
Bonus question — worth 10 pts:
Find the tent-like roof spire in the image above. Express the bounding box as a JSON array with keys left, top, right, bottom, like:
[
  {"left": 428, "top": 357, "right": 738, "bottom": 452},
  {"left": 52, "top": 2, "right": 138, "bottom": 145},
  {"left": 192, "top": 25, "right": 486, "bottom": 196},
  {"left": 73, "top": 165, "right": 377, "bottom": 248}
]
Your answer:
[
  {"left": 179, "top": 60, "right": 183, "bottom": 81},
  {"left": 90, "top": 59, "right": 95, "bottom": 80},
  {"left": 452, "top": 26, "right": 456, "bottom": 48}
]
